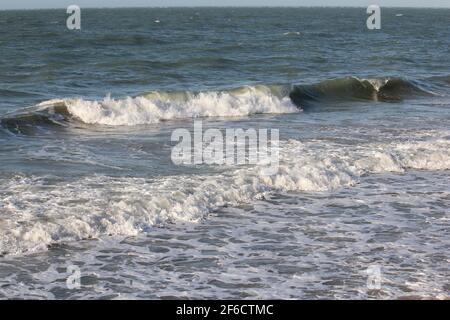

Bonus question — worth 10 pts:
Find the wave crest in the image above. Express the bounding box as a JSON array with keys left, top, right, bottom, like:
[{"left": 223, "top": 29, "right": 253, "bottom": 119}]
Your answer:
[
  {"left": 66, "top": 85, "right": 298, "bottom": 126},
  {"left": 290, "top": 76, "right": 434, "bottom": 107},
  {"left": 0, "top": 75, "right": 444, "bottom": 132},
  {"left": 0, "top": 85, "right": 298, "bottom": 131}
]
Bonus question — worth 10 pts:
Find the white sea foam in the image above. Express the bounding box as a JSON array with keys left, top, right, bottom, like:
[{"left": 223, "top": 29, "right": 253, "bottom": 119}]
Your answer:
[
  {"left": 0, "top": 133, "right": 449, "bottom": 256},
  {"left": 63, "top": 86, "right": 299, "bottom": 126}
]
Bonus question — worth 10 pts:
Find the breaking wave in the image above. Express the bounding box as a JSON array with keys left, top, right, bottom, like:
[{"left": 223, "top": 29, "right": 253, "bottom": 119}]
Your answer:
[
  {"left": 1, "top": 132, "right": 449, "bottom": 256},
  {"left": 0, "top": 85, "right": 297, "bottom": 132},
  {"left": 0, "top": 76, "right": 445, "bottom": 133}
]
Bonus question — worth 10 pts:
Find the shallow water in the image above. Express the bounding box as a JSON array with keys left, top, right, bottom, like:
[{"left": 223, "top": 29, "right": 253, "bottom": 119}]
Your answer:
[{"left": 0, "top": 8, "right": 449, "bottom": 299}]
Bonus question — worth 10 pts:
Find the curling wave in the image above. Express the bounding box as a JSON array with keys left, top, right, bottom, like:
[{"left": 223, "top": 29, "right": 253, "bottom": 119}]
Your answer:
[
  {"left": 289, "top": 76, "right": 434, "bottom": 107},
  {"left": 0, "top": 85, "right": 297, "bottom": 131},
  {"left": 0, "top": 76, "right": 444, "bottom": 132}
]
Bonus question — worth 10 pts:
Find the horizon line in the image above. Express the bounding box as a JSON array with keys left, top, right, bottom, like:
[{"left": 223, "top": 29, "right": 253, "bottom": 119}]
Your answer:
[{"left": 1, "top": 5, "right": 450, "bottom": 11}]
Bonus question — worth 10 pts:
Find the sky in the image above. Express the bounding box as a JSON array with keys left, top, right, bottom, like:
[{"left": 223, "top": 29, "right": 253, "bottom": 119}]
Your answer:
[{"left": 1, "top": 0, "right": 449, "bottom": 10}]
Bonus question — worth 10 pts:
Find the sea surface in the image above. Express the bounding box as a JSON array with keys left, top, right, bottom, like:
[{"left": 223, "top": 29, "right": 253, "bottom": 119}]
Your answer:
[{"left": 0, "top": 7, "right": 449, "bottom": 299}]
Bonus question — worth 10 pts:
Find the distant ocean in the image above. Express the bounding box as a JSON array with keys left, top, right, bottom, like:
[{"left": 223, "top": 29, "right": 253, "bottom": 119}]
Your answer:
[{"left": 0, "top": 8, "right": 449, "bottom": 299}]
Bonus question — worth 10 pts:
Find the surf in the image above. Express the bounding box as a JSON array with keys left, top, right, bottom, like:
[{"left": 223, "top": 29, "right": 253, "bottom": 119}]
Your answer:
[
  {"left": 1, "top": 132, "right": 449, "bottom": 256},
  {"left": 0, "top": 75, "right": 446, "bottom": 134}
]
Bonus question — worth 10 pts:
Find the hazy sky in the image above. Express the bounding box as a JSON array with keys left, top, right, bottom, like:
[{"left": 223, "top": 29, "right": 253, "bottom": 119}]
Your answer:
[{"left": 1, "top": 0, "right": 449, "bottom": 10}]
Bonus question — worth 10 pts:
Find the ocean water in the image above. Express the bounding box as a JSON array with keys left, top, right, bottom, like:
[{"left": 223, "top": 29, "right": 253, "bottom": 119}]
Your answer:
[{"left": 0, "top": 7, "right": 449, "bottom": 299}]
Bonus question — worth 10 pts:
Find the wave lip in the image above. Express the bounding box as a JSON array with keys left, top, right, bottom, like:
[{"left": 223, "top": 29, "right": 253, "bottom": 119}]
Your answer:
[{"left": 0, "top": 100, "right": 70, "bottom": 135}]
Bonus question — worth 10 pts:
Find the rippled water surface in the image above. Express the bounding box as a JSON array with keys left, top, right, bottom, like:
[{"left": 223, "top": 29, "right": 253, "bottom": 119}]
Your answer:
[{"left": 0, "top": 8, "right": 449, "bottom": 299}]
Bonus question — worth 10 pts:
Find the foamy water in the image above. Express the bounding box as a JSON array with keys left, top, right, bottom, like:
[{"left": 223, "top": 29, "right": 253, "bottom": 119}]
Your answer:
[
  {"left": 1, "top": 129, "right": 449, "bottom": 256},
  {"left": 0, "top": 8, "right": 449, "bottom": 299},
  {"left": 64, "top": 86, "right": 298, "bottom": 126}
]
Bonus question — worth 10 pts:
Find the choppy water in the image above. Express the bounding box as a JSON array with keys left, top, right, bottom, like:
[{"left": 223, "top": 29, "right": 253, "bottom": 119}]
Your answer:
[{"left": 0, "top": 8, "right": 449, "bottom": 299}]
